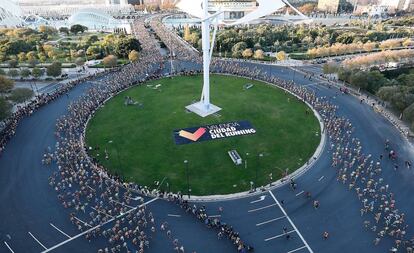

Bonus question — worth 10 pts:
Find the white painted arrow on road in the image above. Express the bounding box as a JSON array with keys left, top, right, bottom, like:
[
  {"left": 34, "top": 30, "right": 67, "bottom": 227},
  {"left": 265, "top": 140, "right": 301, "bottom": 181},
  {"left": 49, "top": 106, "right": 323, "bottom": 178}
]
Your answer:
[{"left": 250, "top": 195, "right": 266, "bottom": 204}]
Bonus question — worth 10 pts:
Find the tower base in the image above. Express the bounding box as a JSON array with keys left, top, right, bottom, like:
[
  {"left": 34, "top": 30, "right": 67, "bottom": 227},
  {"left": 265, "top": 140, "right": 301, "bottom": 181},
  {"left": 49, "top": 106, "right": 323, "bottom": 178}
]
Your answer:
[{"left": 186, "top": 101, "right": 221, "bottom": 118}]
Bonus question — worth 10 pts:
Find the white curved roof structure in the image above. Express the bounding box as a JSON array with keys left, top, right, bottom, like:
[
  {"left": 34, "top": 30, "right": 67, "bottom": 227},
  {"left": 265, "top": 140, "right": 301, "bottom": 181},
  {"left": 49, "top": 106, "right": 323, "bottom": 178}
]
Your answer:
[
  {"left": 68, "top": 8, "right": 122, "bottom": 30},
  {"left": 0, "top": 0, "right": 24, "bottom": 27},
  {"left": 176, "top": 0, "right": 309, "bottom": 25}
]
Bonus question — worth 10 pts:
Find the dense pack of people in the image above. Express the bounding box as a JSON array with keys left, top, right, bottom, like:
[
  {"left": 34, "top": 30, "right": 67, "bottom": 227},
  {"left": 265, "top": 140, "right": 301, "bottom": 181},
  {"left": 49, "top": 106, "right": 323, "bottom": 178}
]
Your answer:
[
  {"left": 150, "top": 14, "right": 201, "bottom": 61},
  {"left": 0, "top": 71, "right": 112, "bottom": 156}
]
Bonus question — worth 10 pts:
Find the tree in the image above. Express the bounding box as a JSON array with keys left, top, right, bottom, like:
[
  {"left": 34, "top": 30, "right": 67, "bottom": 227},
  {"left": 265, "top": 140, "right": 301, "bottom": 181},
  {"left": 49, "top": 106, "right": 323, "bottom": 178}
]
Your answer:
[
  {"left": 70, "top": 24, "right": 88, "bottom": 35},
  {"left": 18, "top": 52, "right": 27, "bottom": 62},
  {"left": 59, "top": 27, "right": 70, "bottom": 35},
  {"left": 242, "top": 48, "right": 253, "bottom": 58},
  {"left": 75, "top": 57, "right": 85, "bottom": 67},
  {"left": 31, "top": 67, "right": 44, "bottom": 79},
  {"left": 39, "top": 25, "right": 57, "bottom": 35},
  {"left": 363, "top": 42, "right": 376, "bottom": 52},
  {"left": 253, "top": 49, "right": 264, "bottom": 60},
  {"left": 298, "top": 3, "right": 316, "bottom": 14},
  {"left": 323, "top": 62, "right": 339, "bottom": 74},
  {"left": 276, "top": 51, "right": 287, "bottom": 61},
  {"left": 349, "top": 71, "right": 369, "bottom": 90},
  {"left": 403, "top": 103, "right": 414, "bottom": 124},
  {"left": 114, "top": 37, "right": 141, "bottom": 58},
  {"left": 377, "top": 86, "right": 399, "bottom": 102},
  {"left": 8, "top": 59, "right": 18, "bottom": 68},
  {"left": 26, "top": 51, "right": 38, "bottom": 67},
  {"left": 87, "top": 35, "right": 99, "bottom": 44},
  {"left": 9, "top": 88, "right": 34, "bottom": 104},
  {"left": 46, "top": 62, "right": 62, "bottom": 77},
  {"left": 183, "top": 25, "right": 191, "bottom": 42},
  {"left": 20, "top": 68, "right": 31, "bottom": 78},
  {"left": 86, "top": 45, "right": 100, "bottom": 57},
  {"left": 0, "top": 75, "right": 15, "bottom": 93},
  {"left": 102, "top": 55, "right": 118, "bottom": 68},
  {"left": 128, "top": 50, "right": 139, "bottom": 62},
  {"left": 0, "top": 40, "right": 34, "bottom": 55},
  {"left": 402, "top": 38, "right": 414, "bottom": 48},
  {"left": 47, "top": 50, "right": 57, "bottom": 59},
  {"left": 397, "top": 74, "right": 414, "bottom": 87},
  {"left": 0, "top": 97, "right": 12, "bottom": 121},
  {"left": 232, "top": 42, "right": 247, "bottom": 58},
  {"left": 7, "top": 69, "right": 19, "bottom": 78}
]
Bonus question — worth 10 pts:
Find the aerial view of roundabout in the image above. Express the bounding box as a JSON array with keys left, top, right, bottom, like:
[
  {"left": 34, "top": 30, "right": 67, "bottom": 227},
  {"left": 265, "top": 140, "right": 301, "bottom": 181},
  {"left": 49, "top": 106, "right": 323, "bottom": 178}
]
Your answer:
[{"left": 1, "top": 0, "right": 414, "bottom": 253}]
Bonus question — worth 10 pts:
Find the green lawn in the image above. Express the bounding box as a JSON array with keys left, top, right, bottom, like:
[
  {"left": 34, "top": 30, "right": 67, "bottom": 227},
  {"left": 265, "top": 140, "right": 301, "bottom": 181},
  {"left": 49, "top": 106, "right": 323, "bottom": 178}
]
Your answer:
[{"left": 86, "top": 75, "right": 320, "bottom": 195}]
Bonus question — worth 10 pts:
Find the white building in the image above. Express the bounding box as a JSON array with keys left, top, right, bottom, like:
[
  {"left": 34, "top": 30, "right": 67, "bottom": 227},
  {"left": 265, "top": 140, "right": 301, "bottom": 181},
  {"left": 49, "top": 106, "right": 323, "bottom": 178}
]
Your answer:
[
  {"left": 0, "top": 0, "right": 24, "bottom": 27},
  {"left": 67, "top": 8, "right": 131, "bottom": 32},
  {"left": 379, "top": 0, "right": 414, "bottom": 11},
  {"left": 18, "top": 0, "right": 134, "bottom": 18},
  {"left": 209, "top": 0, "right": 257, "bottom": 21}
]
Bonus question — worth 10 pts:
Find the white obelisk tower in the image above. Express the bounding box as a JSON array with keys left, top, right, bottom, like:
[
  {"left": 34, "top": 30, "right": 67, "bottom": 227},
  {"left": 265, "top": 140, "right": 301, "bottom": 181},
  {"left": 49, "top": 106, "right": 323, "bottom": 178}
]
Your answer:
[
  {"left": 185, "top": 0, "right": 222, "bottom": 117},
  {"left": 177, "top": 0, "right": 308, "bottom": 117}
]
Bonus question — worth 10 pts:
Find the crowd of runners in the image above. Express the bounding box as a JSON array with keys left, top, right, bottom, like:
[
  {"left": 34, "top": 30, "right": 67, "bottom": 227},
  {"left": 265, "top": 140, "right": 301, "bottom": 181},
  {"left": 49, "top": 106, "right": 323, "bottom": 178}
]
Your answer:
[
  {"left": 1, "top": 14, "right": 414, "bottom": 253},
  {"left": 0, "top": 71, "right": 111, "bottom": 156}
]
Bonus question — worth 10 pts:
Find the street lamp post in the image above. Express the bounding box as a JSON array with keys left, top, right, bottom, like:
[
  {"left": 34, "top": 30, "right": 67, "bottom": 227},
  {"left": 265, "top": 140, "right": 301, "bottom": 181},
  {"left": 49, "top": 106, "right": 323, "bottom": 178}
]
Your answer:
[
  {"left": 256, "top": 153, "right": 263, "bottom": 191},
  {"left": 184, "top": 160, "right": 190, "bottom": 199},
  {"left": 245, "top": 152, "right": 249, "bottom": 169}
]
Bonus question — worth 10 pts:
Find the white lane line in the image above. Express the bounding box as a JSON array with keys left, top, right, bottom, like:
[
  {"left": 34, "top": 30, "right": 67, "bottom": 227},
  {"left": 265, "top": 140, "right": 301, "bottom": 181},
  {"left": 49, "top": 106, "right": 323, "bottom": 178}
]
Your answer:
[
  {"left": 91, "top": 207, "right": 114, "bottom": 218},
  {"left": 250, "top": 195, "right": 266, "bottom": 204},
  {"left": 256, "top": 216, "right": 286, "bottom": 226},
  {"left": 295, "top": 191, "right": 304, "bottom": 197},
  {"left": 167, "top": 214, "right": 181, "bottom": 217},
  {"left": 269, "top": 191, "right": 314, "bottom": 253},
  {"left": 28, "top": 232, "right": 47, "bottom": 250},
  {"left": 287, "top": 245, "right": 307, "bottom": 253},
  {"left": 4, "top": 241, "right": 14, "bottom": 253},
  {"left": 110, "top": 199, "right": 134, "bottom": 209},
  {"left": 42, "top": 198, "right": 159, "bottom": 253},
  {"left": 318, "top": 176, "right": 324, "bottom": 181},
  {"left": 208, "top": 215, "right": 221, "bottom": 218},
  {"left": 50, "top": 223, "right": 71, "bottom": 239},
  {"left": 264, "top": 230, "right": 295, "bottom": 241},
  {"left": 248, "top": 203, "right": 276, "bottom": 213},
  {"left": 73, "top": 217, "right": 93, "bottom": 228}
]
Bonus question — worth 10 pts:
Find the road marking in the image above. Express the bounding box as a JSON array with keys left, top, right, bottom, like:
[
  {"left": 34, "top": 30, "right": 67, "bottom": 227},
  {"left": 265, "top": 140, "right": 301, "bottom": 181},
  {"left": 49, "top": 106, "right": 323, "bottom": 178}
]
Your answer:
[
  {"left": 318, "top": 176, "right": 325, "bottom": 181},
  {"left": 287, "top": 245, "right": 307, "bottom": 253},
  {"left": 167, "top": 214, "right": 181, "bottom": 217},
  {"left": 208, "top": 215, "right": 221, "bottom": 218},
  {"left": 73, "top": 217, "right": 93, "bottom": 227},
  {"left": 50, "top": 223, "right": 71, "bottom": 239},
  {"left": 28, "top": 232, "right": 47, "bottom": 250},
  {"left": 91, "top": 207, "right": 114, "bottom": 218},
  {"left": 250, "top": 195, "right": 266, "bottom": 204},
  {"left": 256, "top": 216, "right": 286, "bottom": 226},
  {"left": 269, "top": 191, "right": 314, "bottom": 253},
  {"left": 296, "top": 191, "right": 304, "bottom": 196},
  {"left": 264, "top": 230, "right": 295, "bottom": 241},
  {"left": 4, "top": 242, "right": 14, "bottom": 253},
  {"left": 42, "top": 198, "right": 159, "bottom": 253},
  {"left": 248, "top": 203, "right": 276, "bottom": 213}
]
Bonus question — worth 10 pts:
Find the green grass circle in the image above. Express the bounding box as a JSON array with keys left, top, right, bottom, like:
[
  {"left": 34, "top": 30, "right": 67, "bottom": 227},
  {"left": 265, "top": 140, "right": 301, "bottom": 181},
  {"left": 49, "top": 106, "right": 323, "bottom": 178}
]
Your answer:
[{"left": 86, "top": 75, "right": 320, "bottom": 195}]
